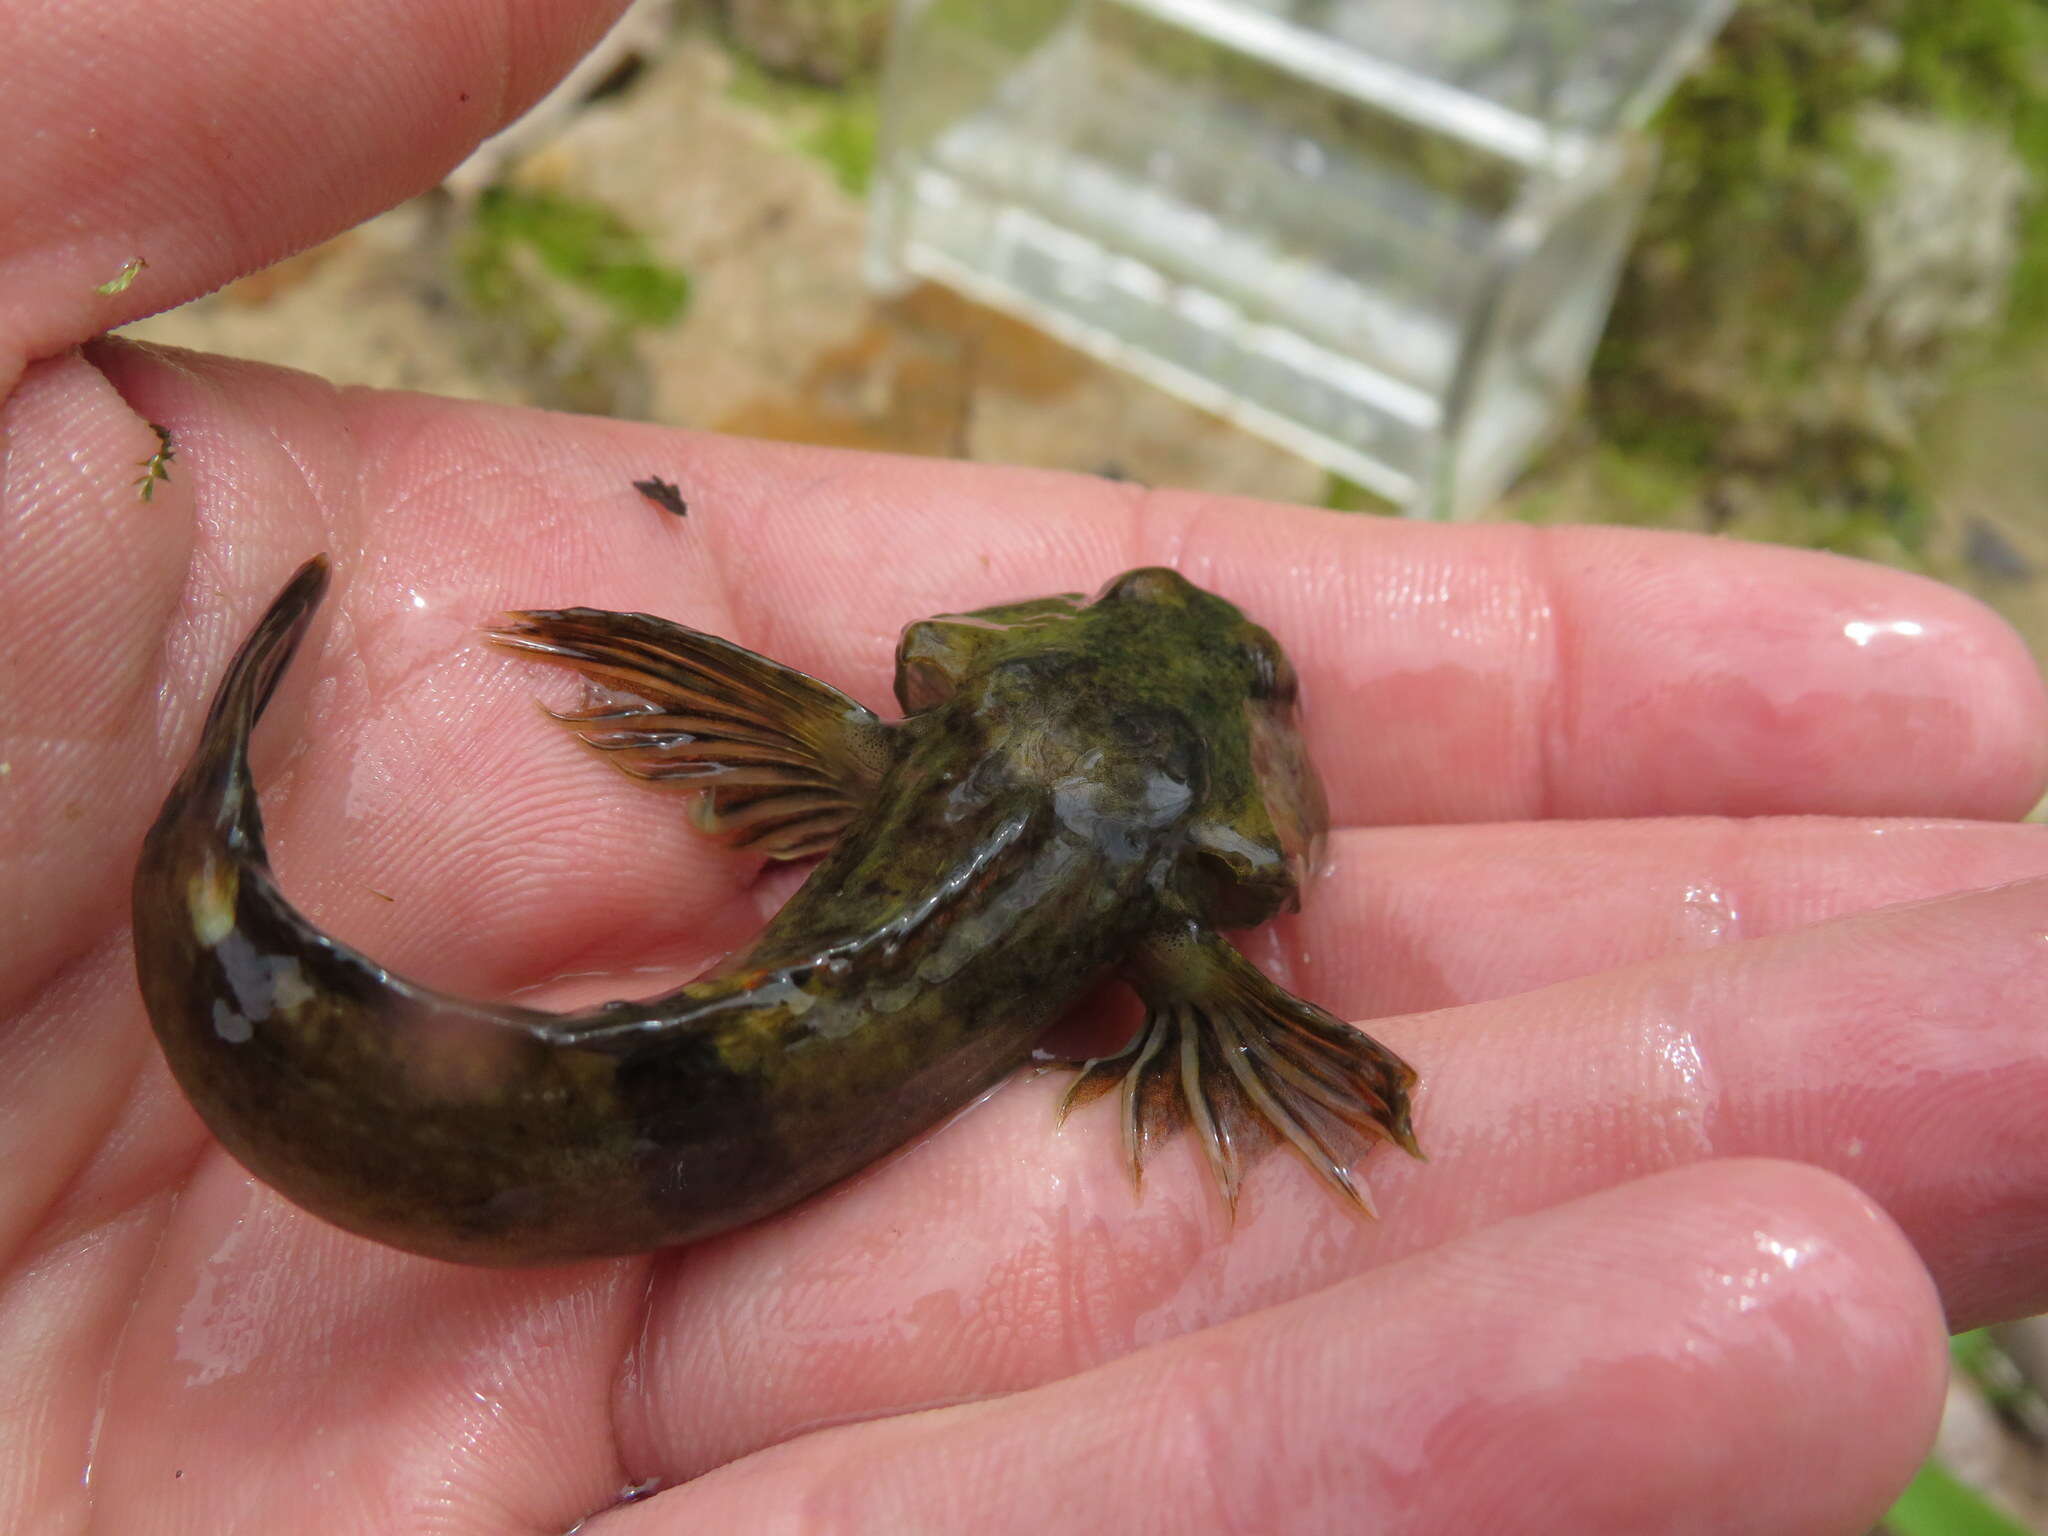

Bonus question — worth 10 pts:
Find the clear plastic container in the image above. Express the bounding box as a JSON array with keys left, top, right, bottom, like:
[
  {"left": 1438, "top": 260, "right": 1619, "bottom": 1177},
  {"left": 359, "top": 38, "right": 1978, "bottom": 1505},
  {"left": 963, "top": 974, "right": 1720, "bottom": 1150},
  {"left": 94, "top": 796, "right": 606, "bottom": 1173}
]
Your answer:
[{"left": 869, "top": 0, "right": 1733, "bottom": 517}]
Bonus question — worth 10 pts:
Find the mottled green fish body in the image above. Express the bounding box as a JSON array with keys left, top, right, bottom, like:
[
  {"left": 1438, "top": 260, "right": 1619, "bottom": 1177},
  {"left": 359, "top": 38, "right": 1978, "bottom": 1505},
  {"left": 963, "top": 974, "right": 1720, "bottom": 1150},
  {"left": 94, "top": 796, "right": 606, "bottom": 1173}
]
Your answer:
[{"left": 133, "top": 556, "right": 1418, "bottom": 1265}]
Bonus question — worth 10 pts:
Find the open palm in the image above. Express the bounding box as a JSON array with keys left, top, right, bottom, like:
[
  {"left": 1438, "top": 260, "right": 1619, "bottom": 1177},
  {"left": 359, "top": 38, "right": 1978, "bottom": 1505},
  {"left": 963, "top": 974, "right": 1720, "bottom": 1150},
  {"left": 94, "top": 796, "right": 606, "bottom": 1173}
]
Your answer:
[{"left": 6, "top": 3, "right": 2048, "bottom": 1531}]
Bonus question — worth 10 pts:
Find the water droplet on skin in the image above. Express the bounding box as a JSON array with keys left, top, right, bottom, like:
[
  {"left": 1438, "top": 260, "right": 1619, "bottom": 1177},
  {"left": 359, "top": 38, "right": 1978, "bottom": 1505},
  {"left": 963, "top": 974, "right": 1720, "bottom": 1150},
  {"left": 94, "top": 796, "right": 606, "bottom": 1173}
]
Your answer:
[
  {"left": 1706, "top": 1228, "right": 1815, "bottom": 1315},
  {"left": 1677, "top": 884, "right": 1742, "bottom": 948},
  {"left": 339, "top": 744, "right": 401, "bottom": 830},
  {"left": 1752, "top": 1230, "right": 1810, "bottom": 1271},
  {"left": 1843, "top": 617, "right": 1926, "bottom": 647},
  {"left": 175, "top": 1198, "right": 272, "bottom": 1386}
]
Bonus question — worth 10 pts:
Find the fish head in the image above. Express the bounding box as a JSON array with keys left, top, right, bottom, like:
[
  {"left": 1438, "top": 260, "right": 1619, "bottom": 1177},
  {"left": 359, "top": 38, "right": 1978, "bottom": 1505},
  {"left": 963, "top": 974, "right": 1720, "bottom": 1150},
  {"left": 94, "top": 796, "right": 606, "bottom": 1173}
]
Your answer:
[{"left": 894, "top": 567, "right": 1328, "bottom": 929}]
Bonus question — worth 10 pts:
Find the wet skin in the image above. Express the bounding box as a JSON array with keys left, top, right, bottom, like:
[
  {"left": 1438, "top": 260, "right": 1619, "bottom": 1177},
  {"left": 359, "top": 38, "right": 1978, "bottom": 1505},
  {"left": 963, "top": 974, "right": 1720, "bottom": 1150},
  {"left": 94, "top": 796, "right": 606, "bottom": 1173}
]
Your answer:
[{"left": 133, "top": 557, "right": 1418, "bottom": 1265}]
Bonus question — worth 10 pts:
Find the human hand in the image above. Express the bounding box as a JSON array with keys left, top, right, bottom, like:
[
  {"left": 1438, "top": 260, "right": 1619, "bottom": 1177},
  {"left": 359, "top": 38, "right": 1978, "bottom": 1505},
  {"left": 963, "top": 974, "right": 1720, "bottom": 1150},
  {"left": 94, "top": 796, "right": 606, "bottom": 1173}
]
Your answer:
[{"left": 6, "top": 2, "right": 2048, "bottom": 1531}]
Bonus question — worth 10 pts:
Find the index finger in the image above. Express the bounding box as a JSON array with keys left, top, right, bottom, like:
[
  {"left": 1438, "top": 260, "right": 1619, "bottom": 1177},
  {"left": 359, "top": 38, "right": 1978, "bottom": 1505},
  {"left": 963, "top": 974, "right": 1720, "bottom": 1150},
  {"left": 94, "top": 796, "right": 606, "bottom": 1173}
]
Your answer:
[
  {"left": 65, "top": 362, "right": 2048, "bottom": 876},
  {"left": 302, "top": 390, "right": 2046, "bottom": 830},
  {"left": 1060, "top": 493, "right": 2048, "bottom": 825}
]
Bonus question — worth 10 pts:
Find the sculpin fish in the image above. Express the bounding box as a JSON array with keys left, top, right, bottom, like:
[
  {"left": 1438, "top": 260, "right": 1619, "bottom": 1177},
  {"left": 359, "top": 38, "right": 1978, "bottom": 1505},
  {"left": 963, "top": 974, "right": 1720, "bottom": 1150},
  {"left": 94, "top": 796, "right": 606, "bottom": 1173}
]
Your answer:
[{"left": 133, "top": 555, "right": 1419, "bottom": 1264}]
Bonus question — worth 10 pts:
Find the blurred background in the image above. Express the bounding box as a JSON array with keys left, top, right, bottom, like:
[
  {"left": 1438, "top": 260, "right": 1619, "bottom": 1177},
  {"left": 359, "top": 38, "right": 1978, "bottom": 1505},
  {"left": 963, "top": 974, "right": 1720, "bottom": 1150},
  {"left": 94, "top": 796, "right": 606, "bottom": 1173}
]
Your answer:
[{"left": 120, "top": 2, "right": 2048, "bottom": 1527}]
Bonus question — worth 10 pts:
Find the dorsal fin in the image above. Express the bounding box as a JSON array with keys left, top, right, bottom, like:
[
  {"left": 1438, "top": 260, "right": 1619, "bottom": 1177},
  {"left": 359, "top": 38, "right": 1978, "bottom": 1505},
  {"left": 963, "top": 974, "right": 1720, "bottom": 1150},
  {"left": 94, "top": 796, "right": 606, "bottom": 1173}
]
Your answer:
[{"left": 489, "top": 608, "right": 895, "bottom": 860}]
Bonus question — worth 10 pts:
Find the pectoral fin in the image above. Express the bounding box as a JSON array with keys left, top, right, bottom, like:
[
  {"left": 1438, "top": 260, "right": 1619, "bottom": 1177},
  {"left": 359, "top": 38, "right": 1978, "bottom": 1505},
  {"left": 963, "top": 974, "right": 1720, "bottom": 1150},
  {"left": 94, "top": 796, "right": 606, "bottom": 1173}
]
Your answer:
[
  {"left": 1060, "top": 922, "right": 1420, "bottom": 1217},
  {"left": 489, "top": 608, "right": 895, "bottom": 860}
]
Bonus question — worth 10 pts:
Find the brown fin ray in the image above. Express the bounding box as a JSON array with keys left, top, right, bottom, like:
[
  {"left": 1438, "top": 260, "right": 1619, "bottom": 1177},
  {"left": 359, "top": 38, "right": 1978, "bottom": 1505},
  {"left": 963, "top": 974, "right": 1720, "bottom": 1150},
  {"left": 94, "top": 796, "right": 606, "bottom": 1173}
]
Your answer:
[
  {"left": 488, "top": 608, "right": 896, "bottom": 859},
  {"left": 1060, "top": 923, "right": 1419, "bottom": 1217}
]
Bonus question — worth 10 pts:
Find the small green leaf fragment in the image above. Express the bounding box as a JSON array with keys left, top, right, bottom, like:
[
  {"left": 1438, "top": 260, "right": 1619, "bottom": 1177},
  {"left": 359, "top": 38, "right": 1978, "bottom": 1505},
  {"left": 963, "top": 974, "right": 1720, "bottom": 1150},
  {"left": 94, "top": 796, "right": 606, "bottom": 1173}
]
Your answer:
[
  {"left": 1950, "top": 1327, "right": 2047, "bottom": 1417},
  {"left": 1319, "top": 474, "right": 1387, "bottom": 514},
  {"left": 97, "top": 258, "right": 146, "bottom": 295},
  {"left": 135, "top": 423, "right": 175, "bottom": 503},
  {"left": 465, "top": 187, "right": 690, "bottom": 327},
  {"left": 803, "top": 93, "right": 878, "bottom": 195},
  {"left": 723, "top": 51, "right": 879, "bottom": 194},
  {"left": 1885, "top": 1458, "right": 2036, "bottom": 1536}
]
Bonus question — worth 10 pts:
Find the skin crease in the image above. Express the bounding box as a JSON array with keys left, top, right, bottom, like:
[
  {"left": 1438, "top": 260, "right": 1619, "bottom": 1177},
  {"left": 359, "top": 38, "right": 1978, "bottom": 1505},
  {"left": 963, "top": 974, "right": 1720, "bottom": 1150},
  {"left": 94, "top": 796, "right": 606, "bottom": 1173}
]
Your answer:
[{"left": 3, "top": 3, "right": 2048, "bottom": 1533}]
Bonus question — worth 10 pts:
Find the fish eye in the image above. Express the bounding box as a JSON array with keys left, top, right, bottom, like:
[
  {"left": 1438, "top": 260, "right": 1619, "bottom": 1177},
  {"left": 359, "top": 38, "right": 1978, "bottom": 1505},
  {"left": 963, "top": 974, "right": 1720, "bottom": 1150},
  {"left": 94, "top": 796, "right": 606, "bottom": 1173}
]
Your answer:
[
  {"left": 1245, "top": 640, "right": 1297, "bottom": 704},
  {"left": 1097, "top": 568, "right": 1188, "bottom": 606}
]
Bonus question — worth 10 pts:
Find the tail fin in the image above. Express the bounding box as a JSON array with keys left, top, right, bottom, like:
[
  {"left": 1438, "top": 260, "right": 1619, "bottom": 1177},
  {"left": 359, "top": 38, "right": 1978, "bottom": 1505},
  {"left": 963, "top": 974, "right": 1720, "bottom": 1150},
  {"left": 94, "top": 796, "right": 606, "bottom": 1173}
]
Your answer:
[
  {"left": 165, "top": 553, "right": 330, "bottom": 850},
  {"left": 129, "top": 557, "right": 734, "bottom": 1264}
]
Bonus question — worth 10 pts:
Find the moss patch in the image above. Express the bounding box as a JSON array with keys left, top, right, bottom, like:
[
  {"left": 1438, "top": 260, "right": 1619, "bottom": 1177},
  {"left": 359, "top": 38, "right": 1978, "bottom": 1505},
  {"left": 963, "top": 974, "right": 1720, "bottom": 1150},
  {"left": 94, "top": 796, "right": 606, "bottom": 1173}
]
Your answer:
[
  {"left": 455, "top": 185, "right": 691, "bottom": 415},
  {"left": 462, "top": 185, "right": 690, "bottom": 327},
  {"left": 1577, "top": 0, "right": 2048, "bottom": 552},
  {"left": 723, "top": 48, "right": 880, "bottom": 194}
]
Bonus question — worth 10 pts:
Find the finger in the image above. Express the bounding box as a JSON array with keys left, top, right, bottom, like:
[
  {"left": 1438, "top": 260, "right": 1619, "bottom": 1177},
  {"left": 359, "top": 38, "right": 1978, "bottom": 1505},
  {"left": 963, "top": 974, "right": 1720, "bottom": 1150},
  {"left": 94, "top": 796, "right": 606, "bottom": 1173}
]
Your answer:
[
  {"left": 294, "top": 480, "right": 2048, "bottom": 978},
  {"left": 0, "top": 352, "right": 209, "bottom": 1023},
  {"left": 1277, "top": 814, "right": 2048, "bottom": 1017},
  {"left": 610, "top": 872, "right": 2046, "bottom": 1479},
  {"left": 340, "top": 406, "right": 2048, "bottom": 827},
  {"left": 572, "top": 421, "right": 2044, "bottom": 825},
  {"left": 0, "top": 0, "right": 626, "bottom": 389},
  {"left": 1061, "top": 810, "right": 2048, "bottom": 1056},
  {"left": 627, "top": 1161, "right": 1944, "bottom": 1536},
  {"left": 1393, "top": 872, "right": 2048, "bottom": 1332}
]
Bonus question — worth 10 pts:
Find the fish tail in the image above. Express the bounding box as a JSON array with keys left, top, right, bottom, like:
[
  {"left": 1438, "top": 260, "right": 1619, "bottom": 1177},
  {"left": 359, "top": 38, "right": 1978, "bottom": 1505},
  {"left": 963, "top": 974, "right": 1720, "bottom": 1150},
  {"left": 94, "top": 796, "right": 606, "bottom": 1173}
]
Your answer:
[
  {"left": 130, "top": 558, "right": 684, "bottom": 1264},
  {"left": 166, "top": 553, "right": 331, "bottom": 852}
]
